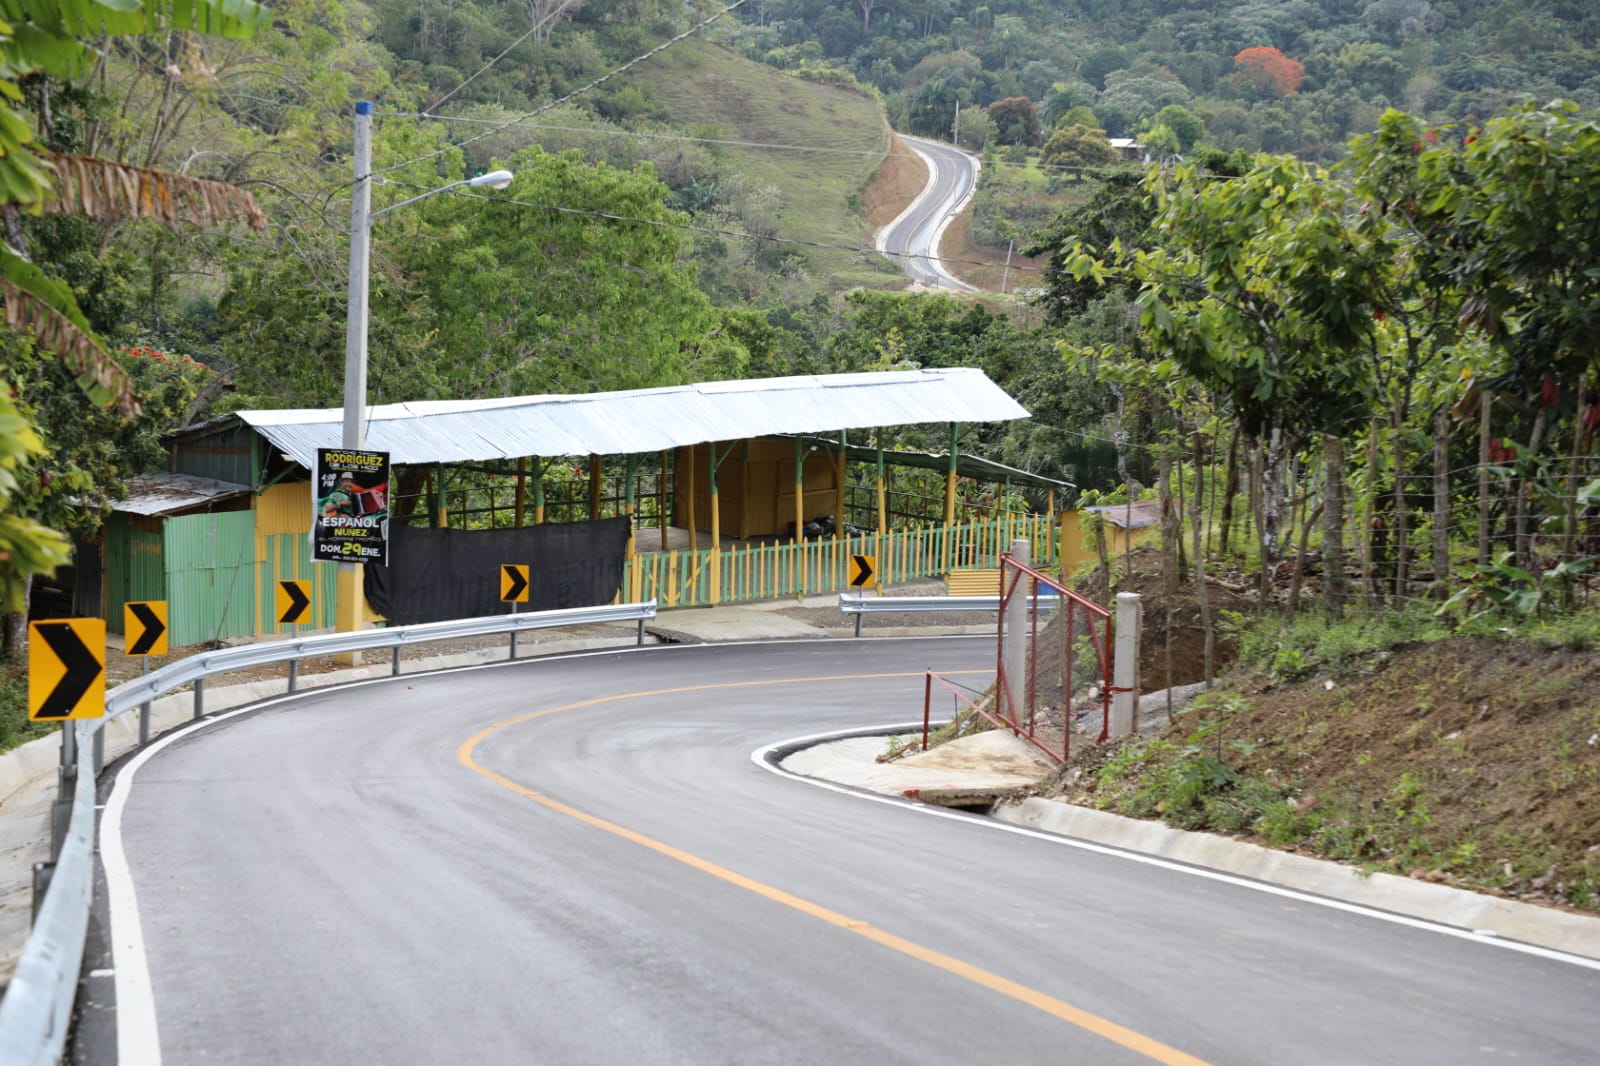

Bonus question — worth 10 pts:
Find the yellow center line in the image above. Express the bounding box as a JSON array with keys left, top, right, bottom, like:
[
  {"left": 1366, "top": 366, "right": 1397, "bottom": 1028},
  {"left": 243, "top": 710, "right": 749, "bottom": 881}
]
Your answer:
[{"left": 456, "top": 670, "right": 1213, "bottom": 1066}]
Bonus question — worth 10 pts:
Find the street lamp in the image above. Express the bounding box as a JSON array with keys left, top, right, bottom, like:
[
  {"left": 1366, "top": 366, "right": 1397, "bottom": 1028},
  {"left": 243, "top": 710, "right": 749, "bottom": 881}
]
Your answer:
[{"left": 337, "top": 101, "right": 513, "bottom": 640}]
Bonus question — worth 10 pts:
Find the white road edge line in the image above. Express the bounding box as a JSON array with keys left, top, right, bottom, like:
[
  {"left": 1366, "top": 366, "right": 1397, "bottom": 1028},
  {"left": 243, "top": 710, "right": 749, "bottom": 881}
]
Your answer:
[{"left": 751, "top": 725, "right": 1600, "bottom": 974}]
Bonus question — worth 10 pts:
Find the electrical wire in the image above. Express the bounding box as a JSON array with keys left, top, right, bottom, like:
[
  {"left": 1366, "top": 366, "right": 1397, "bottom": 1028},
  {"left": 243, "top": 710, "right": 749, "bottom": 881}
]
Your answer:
[
  {"left": 377, "top": 0, "right": 750, "bottom": 179},
  {"left": 426, "top": 0, "right": 584, "bottom": 114}
]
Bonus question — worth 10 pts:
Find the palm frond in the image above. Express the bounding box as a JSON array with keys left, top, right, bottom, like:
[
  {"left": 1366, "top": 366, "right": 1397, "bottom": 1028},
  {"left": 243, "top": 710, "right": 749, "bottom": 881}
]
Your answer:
[
  {"left": 0, "top": 249, "right": 138, "bottom": 416},
  {"left": 46, "top": 152, "right": 269, "bottom": 231}
]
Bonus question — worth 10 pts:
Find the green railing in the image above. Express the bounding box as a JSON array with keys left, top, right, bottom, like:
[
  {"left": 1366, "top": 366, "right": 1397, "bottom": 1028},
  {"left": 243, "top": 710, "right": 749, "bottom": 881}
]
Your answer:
[{"left": 622, "top": 513, "right": 1058, "bottom": 607}]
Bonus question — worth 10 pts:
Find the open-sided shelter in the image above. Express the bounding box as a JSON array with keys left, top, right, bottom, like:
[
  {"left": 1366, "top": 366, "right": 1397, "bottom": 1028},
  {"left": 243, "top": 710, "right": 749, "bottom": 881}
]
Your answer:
[{"left": 98, "top": 369, "right": 1070, "bottom": 641}]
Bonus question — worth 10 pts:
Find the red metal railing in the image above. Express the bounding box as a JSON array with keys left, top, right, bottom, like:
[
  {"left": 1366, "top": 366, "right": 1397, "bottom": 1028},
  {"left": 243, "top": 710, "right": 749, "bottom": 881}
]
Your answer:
[
  {"left": 922, "top": 669, "right": 1077, "bottom": 766},
  {"left": 993, "top": 553, "right": 1113, "bottom": 763}
]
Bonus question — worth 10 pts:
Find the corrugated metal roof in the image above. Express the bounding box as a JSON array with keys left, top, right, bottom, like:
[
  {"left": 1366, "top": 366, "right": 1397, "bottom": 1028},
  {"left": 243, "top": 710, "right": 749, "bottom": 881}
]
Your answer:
[
  {"left": 235, "top": 369, "right": 1030, "bottom": 470},
  {"left": 1084, "top": 500, "right": 1164, "bottom": 530},
  {"left": 778, "top": 434, "right": 1072, "bottom": 489},
  {"left": 113, "top": 473, "right": 253, "bottom": 516}
]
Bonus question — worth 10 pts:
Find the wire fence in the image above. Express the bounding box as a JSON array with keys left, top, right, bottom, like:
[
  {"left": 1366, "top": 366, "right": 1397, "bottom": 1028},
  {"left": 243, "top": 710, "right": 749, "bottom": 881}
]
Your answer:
[{"left": 1140, "top": 453, "right": 1600, "bottom": 622}]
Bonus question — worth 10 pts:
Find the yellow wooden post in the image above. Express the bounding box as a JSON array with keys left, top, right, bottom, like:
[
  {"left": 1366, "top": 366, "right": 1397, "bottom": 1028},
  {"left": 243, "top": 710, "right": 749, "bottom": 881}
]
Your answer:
[
  {"left": 660, "top": 449, "right": 670, "bottom": 552},
  {"left": 685, "top": 444, "right": 697, "bottom": 549},
  {"left": 708, "top": 441, "right": 722, "bottom": 605},
  {"left": 875, "top": 430, "right": 887, "bottom": 535},
  {"left": 794, "top": 438, "right": 807, "bottom": 597},
  {"left": 944, "top": 421, "right": 959, "bottom": 527},
  {"left": 515, "top": 458, "right": 527, "bottom": 526},
  {"left": 835, "top": 434, "right": 847, "bottom": 541}
]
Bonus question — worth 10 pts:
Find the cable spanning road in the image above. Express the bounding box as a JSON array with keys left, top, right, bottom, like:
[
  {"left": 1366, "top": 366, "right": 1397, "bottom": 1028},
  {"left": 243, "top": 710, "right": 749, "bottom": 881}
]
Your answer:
[
  {"left": 878, "top": 135, "right": 980, "bottom": 290},
  {"left": 92, "top": 638, "right": 1600, "bottom": 1064}
]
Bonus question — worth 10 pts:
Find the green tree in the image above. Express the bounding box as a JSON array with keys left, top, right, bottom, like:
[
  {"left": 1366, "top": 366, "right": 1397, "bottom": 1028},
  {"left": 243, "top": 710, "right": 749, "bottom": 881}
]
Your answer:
[
  {"left": 0, "top": 0, "right": 268, "bottom": 656},
  {"left": 222, "top": 147, "right": 741, "bottom": 404},
  {"left": 1064, "top": 157, "right": 1371, "bottom": 576},
  {"left": 1154, "top": 104, "right": 1205, "bottom": 152},
  {"left": 986, "top": 95, "right": 1041, "bottom": 146},
  {"left": 1354, "top": 103, "right": 1600, "bottom": 403},
  {"left": 1038, "top": 123, "right": 1119, "bottom": 177}
]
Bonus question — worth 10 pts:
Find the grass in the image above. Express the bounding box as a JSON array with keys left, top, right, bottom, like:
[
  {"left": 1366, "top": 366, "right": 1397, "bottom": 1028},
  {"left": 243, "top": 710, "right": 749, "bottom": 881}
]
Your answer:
[
  {"left": 628, "top": 38, "right": 904, "bottom": 292},
  {"left": 0, "top": 666, "right": 56, "bottom": 754},
  {"left": 1227, "top": 604, "right": 1452, "bottom": 683}
]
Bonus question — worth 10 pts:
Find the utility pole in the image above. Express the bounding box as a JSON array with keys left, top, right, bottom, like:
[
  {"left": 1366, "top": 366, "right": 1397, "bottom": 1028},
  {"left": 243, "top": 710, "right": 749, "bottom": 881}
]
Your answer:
[{"left": 336, "top": 101, "right": 374, "bottom": 652}]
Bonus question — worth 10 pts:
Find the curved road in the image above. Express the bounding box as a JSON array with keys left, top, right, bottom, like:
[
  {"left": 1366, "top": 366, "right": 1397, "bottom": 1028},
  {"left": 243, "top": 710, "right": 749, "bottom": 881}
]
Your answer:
[
  {"left": 877, "top": 136, "right": 979, "bottom": 291},
  {"left": 99, "top": 638, "right": 1599, "bottom": 1064}
]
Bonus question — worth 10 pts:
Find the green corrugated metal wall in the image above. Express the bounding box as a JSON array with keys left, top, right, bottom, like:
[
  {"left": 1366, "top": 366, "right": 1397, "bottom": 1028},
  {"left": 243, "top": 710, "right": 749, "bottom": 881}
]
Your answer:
[
  {"left": 163, "top": 511, "right": 258, "bottom": 646},
  {"left": 105, "top": 513, "right": 165, "bottom": 633},
  {"left": 172, "top": 422, "right": 257, "bottom": 485},
  {"left": 259, "top": 533, "right": 336, "bottom": 632}
]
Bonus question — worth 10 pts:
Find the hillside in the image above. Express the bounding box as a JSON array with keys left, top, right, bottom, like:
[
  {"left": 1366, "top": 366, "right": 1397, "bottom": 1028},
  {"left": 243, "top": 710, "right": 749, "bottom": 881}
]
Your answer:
[
  {"left": 1041, "top": 551, "right": 1600, "bottom": 918},
  {"left": 623, "top": 37, "right": 904, "bottom": 294}
]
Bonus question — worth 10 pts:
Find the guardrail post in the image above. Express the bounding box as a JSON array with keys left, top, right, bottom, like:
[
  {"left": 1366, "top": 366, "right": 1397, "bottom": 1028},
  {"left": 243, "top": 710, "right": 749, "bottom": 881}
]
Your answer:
[
  {"left": 58, "top": 726, "right": 75, "bottom": 793},
  {"left": 51, "top": 727, "right": 74, "bottom": 860},
  {"left": 193, "top": 677, "right": 205, "bottom": 720},
  {"left": 288, "top": 659, "right": 299, "bottom": 693},
  {"left": 92, "top": 726, "right": 104, "bottom": 776},
  {"left": 392, "top": 646, "right": 402, "bottom": 675},
  {"left": 138, "top": 657, "right": 151, "bottom": 747},
  {"left": 30, "top": 862, "right": 54, "bottom": 928}
]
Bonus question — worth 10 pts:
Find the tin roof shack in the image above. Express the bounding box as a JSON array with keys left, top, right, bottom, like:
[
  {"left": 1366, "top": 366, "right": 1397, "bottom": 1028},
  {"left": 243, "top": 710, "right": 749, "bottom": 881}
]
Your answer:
[
  {"left": 98, "top": 473, "right": 256, "bottom": 646},
  {"left": 1061, "top": 500, "right": 1165, "bottom": 577},
  {"left": 134, "top": 368, "right": 1069, "bottom": 632}
]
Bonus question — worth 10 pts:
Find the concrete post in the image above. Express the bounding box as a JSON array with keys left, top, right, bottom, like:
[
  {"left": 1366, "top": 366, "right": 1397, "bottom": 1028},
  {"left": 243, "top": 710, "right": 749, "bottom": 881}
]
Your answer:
[
  {"left": 1002, "top": 539, "right": 1029, "bottom": 728},
  {"left": 1110, "top": 591, "right": 1142, "bottom": 737}
]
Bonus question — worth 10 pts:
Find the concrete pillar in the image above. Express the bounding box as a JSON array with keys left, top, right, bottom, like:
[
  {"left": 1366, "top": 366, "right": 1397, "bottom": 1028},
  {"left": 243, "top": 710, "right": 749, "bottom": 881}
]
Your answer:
[
  {"left": 1110, "top": 591, "right": 1142, "bottom": 737},
  {"left": 1001, "top": 539, "right": 1029, "bottom": 728}
]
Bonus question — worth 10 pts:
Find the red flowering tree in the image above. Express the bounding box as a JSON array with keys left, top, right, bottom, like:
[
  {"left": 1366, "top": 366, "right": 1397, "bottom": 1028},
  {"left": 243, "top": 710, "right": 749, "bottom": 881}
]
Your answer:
[
  {"left": 987, "top": 96, "right": 1042, "bottom": 146},
  {"left": 1232, "top": 47, "right": 1305, "bottom": 98}
]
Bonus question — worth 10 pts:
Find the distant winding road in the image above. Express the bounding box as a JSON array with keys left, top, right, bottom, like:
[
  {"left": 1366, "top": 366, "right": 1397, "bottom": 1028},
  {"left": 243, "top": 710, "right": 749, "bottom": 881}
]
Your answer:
[{"left": 877, "top": 135, "right": 980, "bottom": 291}]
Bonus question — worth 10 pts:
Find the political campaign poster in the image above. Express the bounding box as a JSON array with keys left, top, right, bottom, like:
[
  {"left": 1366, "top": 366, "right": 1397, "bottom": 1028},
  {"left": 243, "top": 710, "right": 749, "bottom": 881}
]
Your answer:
[{"left": 313, "top": 447, "right": 390, "bottom": 565}]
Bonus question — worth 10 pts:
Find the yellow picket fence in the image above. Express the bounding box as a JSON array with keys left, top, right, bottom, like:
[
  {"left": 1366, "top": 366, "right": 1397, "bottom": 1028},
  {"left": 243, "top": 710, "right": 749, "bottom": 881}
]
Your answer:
[{"left": 622, "top": 513, "right": 1058, "bottom": 608}]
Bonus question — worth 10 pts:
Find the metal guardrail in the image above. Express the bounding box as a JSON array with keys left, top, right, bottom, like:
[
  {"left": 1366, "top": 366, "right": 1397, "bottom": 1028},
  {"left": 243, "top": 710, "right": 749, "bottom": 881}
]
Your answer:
[
  {"left": 0, "top": 600, "right": 657, "bottom": 1066},
  {"left": 837, "top": 591, "right": 1057, "bottom": 637}
]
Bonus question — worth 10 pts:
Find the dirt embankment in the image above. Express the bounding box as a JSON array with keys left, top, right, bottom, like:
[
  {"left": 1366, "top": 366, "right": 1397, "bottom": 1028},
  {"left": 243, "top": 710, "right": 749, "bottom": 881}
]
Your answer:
[
  {"left": 858, "top": 132, "right": 928, "bottom": 229},
  {"left": 1040, "top": 548, "right": 1600, "bottom": 915}
]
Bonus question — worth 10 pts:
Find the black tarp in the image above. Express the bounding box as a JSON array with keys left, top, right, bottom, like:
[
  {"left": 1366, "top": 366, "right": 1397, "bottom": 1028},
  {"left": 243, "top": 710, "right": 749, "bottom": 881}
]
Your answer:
[{"left": 364, "top": 517, "right": 630, "bottom": 625}]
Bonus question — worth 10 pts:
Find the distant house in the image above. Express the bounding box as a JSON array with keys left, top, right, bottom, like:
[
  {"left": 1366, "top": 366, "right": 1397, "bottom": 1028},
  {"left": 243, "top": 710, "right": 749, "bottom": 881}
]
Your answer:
[{"left": 1108, "top": 137, "right": 1147, "bottom": 162}]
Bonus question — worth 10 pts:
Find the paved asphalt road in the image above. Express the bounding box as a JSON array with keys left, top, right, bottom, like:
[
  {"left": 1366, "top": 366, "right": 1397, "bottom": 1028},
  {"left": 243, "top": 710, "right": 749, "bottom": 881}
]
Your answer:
[
  {"left": 877, "top": 136, "right": 978, "bottom": 290},
  {"left": 98, "top": 638, "right": 1600, "bottom": 1065}
]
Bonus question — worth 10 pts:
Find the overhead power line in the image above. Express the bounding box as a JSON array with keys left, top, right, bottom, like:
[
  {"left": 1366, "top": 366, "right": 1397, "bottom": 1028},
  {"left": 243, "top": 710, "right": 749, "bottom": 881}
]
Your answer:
[
  {"left": 426, "top": 0, "right": 584, "bottom": 114},
  {"left": 377, "top": 0, "right": 750, "bottom": 179}
]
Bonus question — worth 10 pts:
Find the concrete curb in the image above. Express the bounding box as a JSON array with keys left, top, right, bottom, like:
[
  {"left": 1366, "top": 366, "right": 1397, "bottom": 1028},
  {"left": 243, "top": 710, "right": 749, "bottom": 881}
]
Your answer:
[{"left": 995, "top": 797, "right": 1600, "bottom": 961}]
